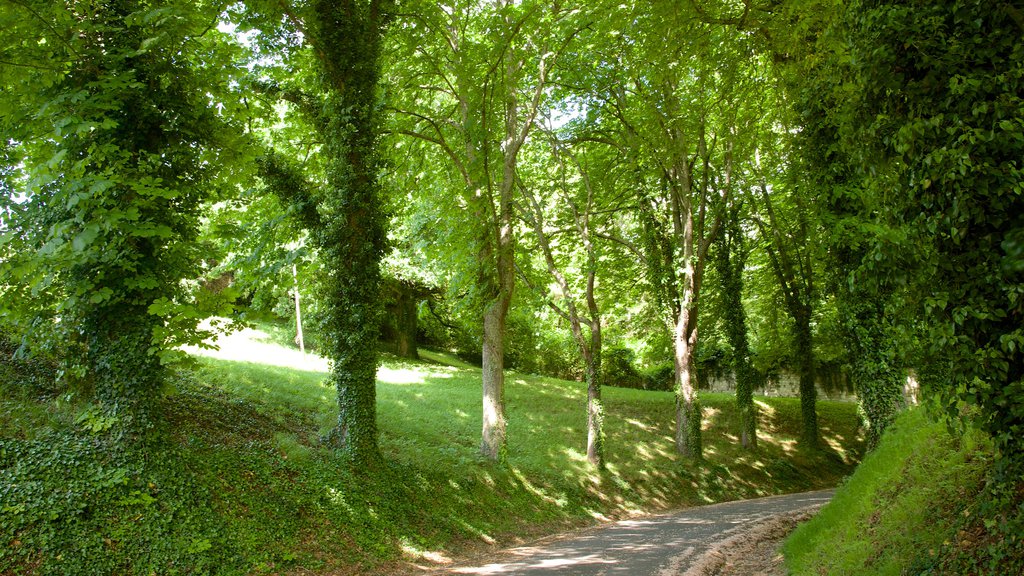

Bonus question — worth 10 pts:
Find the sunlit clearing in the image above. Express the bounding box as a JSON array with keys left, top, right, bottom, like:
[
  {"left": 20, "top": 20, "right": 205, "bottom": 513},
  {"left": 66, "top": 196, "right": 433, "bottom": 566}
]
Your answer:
[
  {"left": 377, "top": 366, "right": 427, "bottom": 385},
  {"left": 755, "top": 399, "right": 775, "bottom": 414},
  {"left": 183, "top": 323, "right": 330, "bottom": 372}
]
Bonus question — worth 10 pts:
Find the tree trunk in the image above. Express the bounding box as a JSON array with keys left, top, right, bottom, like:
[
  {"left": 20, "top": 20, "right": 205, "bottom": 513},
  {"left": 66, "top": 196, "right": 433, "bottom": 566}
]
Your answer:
[
  {"left": 674, "top": 302, "right": 702, "bottom": 458},
  {"left": 393, "top": 288, "right": 419, "bottom": 360},
  {"left": 481, "top": 156, "right": 516, "bottom": 460},
  {"left": 583, "top": 330, "right": 604, "bottom": 468},
  {"left": 310, "top": 0, "right": 391, "bottom": 466},
  {"left": 293, "top": 264, "right": 305, "bottom": 357},
  {"left": 715, "top": 214, "right": 757, "bottom": 449},
  {"left": 794, "top": 307, "right": 818, "bottom": 447},
  {"left": 481, "top": 290, "right": 510, "bottom": 460},
  {"left": 844, "top": 299, "right": 904, "bottom": 449}
]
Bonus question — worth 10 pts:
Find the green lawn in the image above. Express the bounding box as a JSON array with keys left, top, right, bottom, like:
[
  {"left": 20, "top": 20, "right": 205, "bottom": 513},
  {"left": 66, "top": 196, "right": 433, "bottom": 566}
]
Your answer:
[{"left": 1, "top": 324, "right": 866, "bottom": 575}]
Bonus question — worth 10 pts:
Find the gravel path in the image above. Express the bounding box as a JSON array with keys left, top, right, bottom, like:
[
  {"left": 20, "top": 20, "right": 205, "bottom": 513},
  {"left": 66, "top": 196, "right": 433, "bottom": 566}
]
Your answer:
[{"left": 436, "top": 489, "right": 833, "bottom": 576}]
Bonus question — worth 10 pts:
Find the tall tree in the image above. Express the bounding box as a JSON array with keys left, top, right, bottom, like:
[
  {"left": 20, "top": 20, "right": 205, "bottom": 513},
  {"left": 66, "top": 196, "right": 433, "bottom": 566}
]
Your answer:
[
  {"left": 748, "top": 175, "right": 820, "bottom": 447},
  {"left": 714, "top": 205, "right": 758, "bottom": 448},
  {"left": 586, "top": 2, "right": 762, "bottom": 458},
  {"left": 518, "top": 126, "right": 608, "bottom": 468},
  {"left": 788, "top": 0, "right": 1024, "bottom": 464},
  {"left": 248, "top": 0, "right": 395, "bottom": 463},
  {"left": 387, "top": 0, "right": 581, "bottom": 460}
]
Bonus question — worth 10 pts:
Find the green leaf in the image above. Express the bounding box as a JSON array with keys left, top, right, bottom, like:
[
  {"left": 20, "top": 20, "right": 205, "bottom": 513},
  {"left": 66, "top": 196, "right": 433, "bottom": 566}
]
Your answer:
[
  {"left": 88, "top": 287, "right": 114, "bottom": 304},
  {"left": 72, "top": 224, "right": 100, "bottom": 252}
]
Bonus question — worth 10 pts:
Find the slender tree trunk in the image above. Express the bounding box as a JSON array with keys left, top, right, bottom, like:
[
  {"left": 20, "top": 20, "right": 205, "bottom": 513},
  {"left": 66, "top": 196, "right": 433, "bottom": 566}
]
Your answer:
[
  {"left": 293, "top": 264, "right": 305, "bottom": 357},
  {"left": 674, "top": 301, "right": 702, "bottom": 458},
  {"left": 480, "top": 300, "right": 508, "bottom": 460},
  {"left": 585, "top": 293, "right": 604, "bottom": 468},
  {"left": 672, "top": 170, "right": 704, "bottom": 459},
  {"left": 583, "top": 324, "right": 604, "bottom": 468},
  {"left": 794, "top": 307, "right": 818, "bottom": 447},
  {"left": 480, "top": 152, "right": 516, "bottom": 460}
]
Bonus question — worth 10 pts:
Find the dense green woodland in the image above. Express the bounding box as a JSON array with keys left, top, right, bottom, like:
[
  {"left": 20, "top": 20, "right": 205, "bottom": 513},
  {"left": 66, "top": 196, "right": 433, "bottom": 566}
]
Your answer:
[{"left": 0, "top": 0, "right": 1021, "bottom": 574}]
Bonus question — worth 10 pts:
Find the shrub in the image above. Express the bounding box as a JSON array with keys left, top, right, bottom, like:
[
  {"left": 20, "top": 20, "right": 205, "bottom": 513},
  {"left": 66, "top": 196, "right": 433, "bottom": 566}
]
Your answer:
[
  {"left": 643, "top": 363, "right": 675, "bottom": 392},
  {"left": 601, "top": 347, "right": 644, "bottom": 389}
]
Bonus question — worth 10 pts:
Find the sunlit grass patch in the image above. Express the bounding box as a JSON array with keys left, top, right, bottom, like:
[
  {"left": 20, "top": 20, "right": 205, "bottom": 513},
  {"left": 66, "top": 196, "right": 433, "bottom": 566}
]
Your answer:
[{"left": 784, "top": 408, "right": 992, "bottom": 575}]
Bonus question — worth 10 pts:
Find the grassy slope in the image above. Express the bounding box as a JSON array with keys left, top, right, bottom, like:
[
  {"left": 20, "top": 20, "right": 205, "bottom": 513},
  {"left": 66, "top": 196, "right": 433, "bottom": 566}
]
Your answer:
[
  {"left": 783, "top": 407, "right": 1010, "bottom": 575},
  {"left": 1, "top": 326, "right": 865, "bottom": 575}
]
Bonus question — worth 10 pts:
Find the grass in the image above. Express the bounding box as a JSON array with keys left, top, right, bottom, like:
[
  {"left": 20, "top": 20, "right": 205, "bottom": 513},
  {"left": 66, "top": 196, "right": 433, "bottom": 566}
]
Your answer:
[
  {"left": 2, "top": 322, "right": 866, "bottom": 575},
  {"left": 782, "top": 407, "right": 1007, "bottom": 575}
]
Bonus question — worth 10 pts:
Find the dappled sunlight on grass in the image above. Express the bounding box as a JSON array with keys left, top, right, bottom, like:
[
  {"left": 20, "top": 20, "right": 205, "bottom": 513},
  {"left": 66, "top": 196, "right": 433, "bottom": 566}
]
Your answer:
[
  {"left": 377, "top": 366, "right": 430, "bottom": 385},
  {"left": 400, "top": 537, "right": 453, "bottom": 565},
  {"left": 175, "top": 323, "right": 865, "bottom": 572}
]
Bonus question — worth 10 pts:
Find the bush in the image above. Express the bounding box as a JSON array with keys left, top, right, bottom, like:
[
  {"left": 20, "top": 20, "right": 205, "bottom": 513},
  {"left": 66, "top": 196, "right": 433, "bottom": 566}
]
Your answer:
[
  {"left": 601, "top": 347, "right": 644, "bottom": 389},
  {"left": 643, "top": 363, "right": 675, "bottom": 392}
]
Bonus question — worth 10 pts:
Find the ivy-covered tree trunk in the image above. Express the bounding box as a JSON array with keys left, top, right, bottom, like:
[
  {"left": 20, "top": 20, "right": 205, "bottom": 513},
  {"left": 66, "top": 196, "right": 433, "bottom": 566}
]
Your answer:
[
  {"left": 715, "top": 210, "right": 757, "bottom": 449},
  {"left": 793, "top": 306, "right": 818, "bottom": 447},
  {"left": 842, "top": 295, "right": 904, "bottom": 449},
  {"left": 751, "top": 184, "right": 819, "bottom": 448},
  {"left": 393, "top": 289, "right": 419, "bottom": 360},
  {"left": 306, "top": 0, "right": 393, "bottom": 464}
]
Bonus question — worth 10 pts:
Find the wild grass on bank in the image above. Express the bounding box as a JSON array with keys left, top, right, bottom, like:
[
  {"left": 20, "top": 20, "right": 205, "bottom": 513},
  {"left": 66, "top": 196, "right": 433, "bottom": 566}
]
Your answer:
[
  {"left": 784, "top": 406, "right": 1023, "bottom": 575},
  {"left": 2, "top": 324, "right": 865, "bottom": 575}
]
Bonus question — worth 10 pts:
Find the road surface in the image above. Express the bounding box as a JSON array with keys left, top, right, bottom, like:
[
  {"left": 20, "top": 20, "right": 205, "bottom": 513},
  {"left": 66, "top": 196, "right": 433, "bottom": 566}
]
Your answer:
[{"left": 439, "top": 489, "right": 833, "bottom": 575}]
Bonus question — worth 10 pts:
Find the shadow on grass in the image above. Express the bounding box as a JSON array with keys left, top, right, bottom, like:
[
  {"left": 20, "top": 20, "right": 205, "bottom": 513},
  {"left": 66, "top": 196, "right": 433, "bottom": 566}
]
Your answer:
[{"left": 175, "top": 352, "right": 865, "bottom": 573}]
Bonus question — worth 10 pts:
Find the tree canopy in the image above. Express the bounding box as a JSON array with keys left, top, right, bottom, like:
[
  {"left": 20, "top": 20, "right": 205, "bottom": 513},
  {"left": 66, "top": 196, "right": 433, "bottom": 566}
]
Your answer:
[{"left": 1, "top": 0, "right": 1021, "bottom": 484}]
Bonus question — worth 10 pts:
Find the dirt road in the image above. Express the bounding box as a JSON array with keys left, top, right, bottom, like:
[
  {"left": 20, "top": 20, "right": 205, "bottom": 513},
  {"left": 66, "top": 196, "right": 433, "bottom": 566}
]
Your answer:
[{"left": 434, "top": 489, "right": 833, "bottom": 575}]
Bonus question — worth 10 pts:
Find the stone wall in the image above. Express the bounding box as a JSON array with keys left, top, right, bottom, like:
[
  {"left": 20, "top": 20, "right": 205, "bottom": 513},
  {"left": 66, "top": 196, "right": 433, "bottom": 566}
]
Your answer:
[
  {"left": 703, "top": 370, "right": 857, "bottom": 402},
  {"left": 704, "top": 370, "right": 922, "bottom": 405}
]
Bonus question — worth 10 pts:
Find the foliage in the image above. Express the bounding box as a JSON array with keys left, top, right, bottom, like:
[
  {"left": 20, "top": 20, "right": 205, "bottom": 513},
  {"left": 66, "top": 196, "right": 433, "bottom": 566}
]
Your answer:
[
  {"left": 642, "top": 363, "right": 676, "bottom": 392},
  {"left": 600, "top": 346, "right": 644, "bottom": 390},
  {"left": 790, "top": 0, "right": 1024, "bottom": 474},
  {"left": 0, "top": 0, "right": 240, "bottom": 431}
]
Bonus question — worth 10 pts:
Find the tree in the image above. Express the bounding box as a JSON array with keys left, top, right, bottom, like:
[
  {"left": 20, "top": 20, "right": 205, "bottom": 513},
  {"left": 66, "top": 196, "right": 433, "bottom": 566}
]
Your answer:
[
  {"left": 748, "top": 172, "right": 820, "bottom": 447},
  {"left": 584, "top": 2, "right": 765, "bottom": 458},
  {"left": 518, "top": 126, "right": 608, "bottom": 468},
  {"left": 243, "top": 0, "right": 395, "bottom": 464},
  {"left": 789, "top": 0, "right": 1024, "bottom": 466},
  {"left": 714, "top": 205, "right": 758, "bottom": 448},
  {"left": 387, "top": 0, "right": 582, "bottom": 460},
  {"left": 0, "top": 0, "right": 235, "bottom": 434}
]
